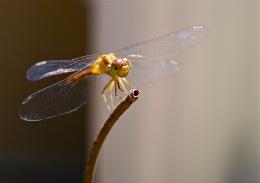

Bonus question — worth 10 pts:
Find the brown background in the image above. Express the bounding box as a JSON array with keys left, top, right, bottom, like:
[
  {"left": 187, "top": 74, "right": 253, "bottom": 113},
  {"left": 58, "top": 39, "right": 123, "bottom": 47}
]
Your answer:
[{"left": 0, "top": 1, "right": 88, "bottom": 182}]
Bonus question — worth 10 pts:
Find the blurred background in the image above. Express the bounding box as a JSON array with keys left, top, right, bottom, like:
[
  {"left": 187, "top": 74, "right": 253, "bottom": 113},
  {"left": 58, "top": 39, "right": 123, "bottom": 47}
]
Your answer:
[
  {"left": 0, "top": 1, "right": 259, "bottom": 183},
  {"left": 0, "top": 1, "right": 87, "bottom": 182}
]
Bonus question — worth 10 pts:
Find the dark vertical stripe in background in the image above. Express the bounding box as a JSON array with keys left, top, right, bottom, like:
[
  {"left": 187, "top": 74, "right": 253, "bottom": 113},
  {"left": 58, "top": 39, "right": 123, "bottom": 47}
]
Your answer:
[{"left": 0, "top": 1, "right": 89, "bottom": 182}]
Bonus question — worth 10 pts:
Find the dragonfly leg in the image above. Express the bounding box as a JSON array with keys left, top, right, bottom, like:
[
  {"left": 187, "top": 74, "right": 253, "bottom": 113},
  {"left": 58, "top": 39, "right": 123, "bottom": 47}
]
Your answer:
[
  {"left": 108, "top": 80, "right": 115, "bottom": 110},
  {"left": 122, "top": 78, "right": 135, "bottom": 89},
  {"left": 102, "top": 79, "right": 113, "bottom": 111},
  {"left": 118, "top": 78, "right": 128, "bottom": 94},
  {"left": 117, "top": 79, "right": 125, "bottom": 93},
  {"left": 115, "top": 80, "right": 123, "bottom": 100}
]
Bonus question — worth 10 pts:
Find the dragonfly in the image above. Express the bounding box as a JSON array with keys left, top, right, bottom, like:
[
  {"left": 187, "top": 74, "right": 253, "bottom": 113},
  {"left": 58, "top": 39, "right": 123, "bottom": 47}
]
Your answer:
[{"left": 19, "top": 25, "right": 208, "bottom": 121}]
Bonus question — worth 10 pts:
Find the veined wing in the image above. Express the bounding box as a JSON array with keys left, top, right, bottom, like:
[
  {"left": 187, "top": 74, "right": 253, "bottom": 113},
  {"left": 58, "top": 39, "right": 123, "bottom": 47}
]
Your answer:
[
  {"left": 27, "top": 54, "right": 98, "bottom": 81},
  {"left": 115, "top": 25, "right": 208, "bottom": 59},
  {"left": 19, "top": 74, "right": 90, "bottom": 121},
  {"left": 115, "top": 25, "right": 208, "bottom": 86},
  {"left": 126, "top": 56, "right": 181, "bottom": 86}
]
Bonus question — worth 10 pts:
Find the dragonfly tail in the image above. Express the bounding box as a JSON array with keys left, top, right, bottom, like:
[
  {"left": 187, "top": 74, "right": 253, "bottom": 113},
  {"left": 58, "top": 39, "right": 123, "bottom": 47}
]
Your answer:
[{"left": 67, "top": 68, "right": 93, "bottom": 86}]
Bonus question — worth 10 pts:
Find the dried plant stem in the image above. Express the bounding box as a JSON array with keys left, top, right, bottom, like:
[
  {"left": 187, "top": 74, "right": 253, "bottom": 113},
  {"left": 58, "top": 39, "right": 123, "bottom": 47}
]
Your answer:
[{"left": 84, "top": 89, "right": 140, "bottom": 183}]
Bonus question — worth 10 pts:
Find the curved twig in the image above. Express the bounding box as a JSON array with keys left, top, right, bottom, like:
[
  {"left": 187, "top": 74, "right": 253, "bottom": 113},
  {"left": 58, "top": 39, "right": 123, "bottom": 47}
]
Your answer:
[{"left": 84, "top": 89, "right": 140, "bottom": 183}]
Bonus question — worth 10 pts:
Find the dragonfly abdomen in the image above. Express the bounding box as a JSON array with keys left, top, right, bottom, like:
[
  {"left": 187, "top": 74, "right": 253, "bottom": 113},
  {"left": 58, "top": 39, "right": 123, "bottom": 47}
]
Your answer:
[{"left": 67, "top": 68, "right": 93, "bottom": 85}]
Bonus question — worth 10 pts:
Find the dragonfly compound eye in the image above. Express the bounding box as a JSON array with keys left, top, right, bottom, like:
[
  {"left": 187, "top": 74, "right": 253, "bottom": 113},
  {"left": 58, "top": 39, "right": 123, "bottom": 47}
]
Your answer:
[{"left": 117, "top": 58, "right": 131, "bottom": 78}]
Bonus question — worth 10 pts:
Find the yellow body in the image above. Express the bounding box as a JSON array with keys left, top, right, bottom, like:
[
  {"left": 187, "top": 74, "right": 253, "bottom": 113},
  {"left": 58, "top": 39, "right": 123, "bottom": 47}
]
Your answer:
[
  {"left": 90, "top": 53, "right": 116, "bottom": 75},
  {"left": 68, "top": 53, "right": 134, "bottom": 110},
  {"left": 91, "top": 53, "right": 132, "bottom": 78}
]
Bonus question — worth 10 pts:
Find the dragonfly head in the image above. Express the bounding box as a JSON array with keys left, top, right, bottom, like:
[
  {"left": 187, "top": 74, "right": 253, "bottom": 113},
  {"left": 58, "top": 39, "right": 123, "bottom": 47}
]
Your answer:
[{"left": 111, "top": 57, "right": 132, "bottom": 78}]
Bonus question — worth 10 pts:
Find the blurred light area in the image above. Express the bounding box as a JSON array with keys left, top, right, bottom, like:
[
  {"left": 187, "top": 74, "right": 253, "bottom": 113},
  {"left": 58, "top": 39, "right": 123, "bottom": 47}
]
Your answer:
[{"left": 89, "top": 2, "right": 259, "bottom": 183}]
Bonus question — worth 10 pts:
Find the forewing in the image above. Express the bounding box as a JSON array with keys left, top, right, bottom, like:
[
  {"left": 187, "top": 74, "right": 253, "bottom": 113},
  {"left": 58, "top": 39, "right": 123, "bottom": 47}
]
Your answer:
[
  {"left": 26, "top": 54, "right": 98, "bottom": 81},
  {"left": 115, "top": 25, "right": 208, "bottom": 58},
  {"left": 114, "top": 25, "right": 208, "bottom": 86},
  {"left": 19, "top": 75, "right": 91, "bottom": 121}
]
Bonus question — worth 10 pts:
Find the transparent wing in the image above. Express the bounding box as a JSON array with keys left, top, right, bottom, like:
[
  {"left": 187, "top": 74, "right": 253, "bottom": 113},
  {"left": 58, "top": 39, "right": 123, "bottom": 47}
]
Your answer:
[
  {"left": 115, "top": 25, "right": 208, "bottom": 58},
  {"left": 125, "top": 56, "right": 180, "bottom": 86},
  {"left": 19, "top": 75, "right": 91, "bottom": 121},
  {"left": 26, "top": 54, "right": 98, "bottom": 81},
  {"left": 114, "top": 25, "right": 208, "bottom": 86}
]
